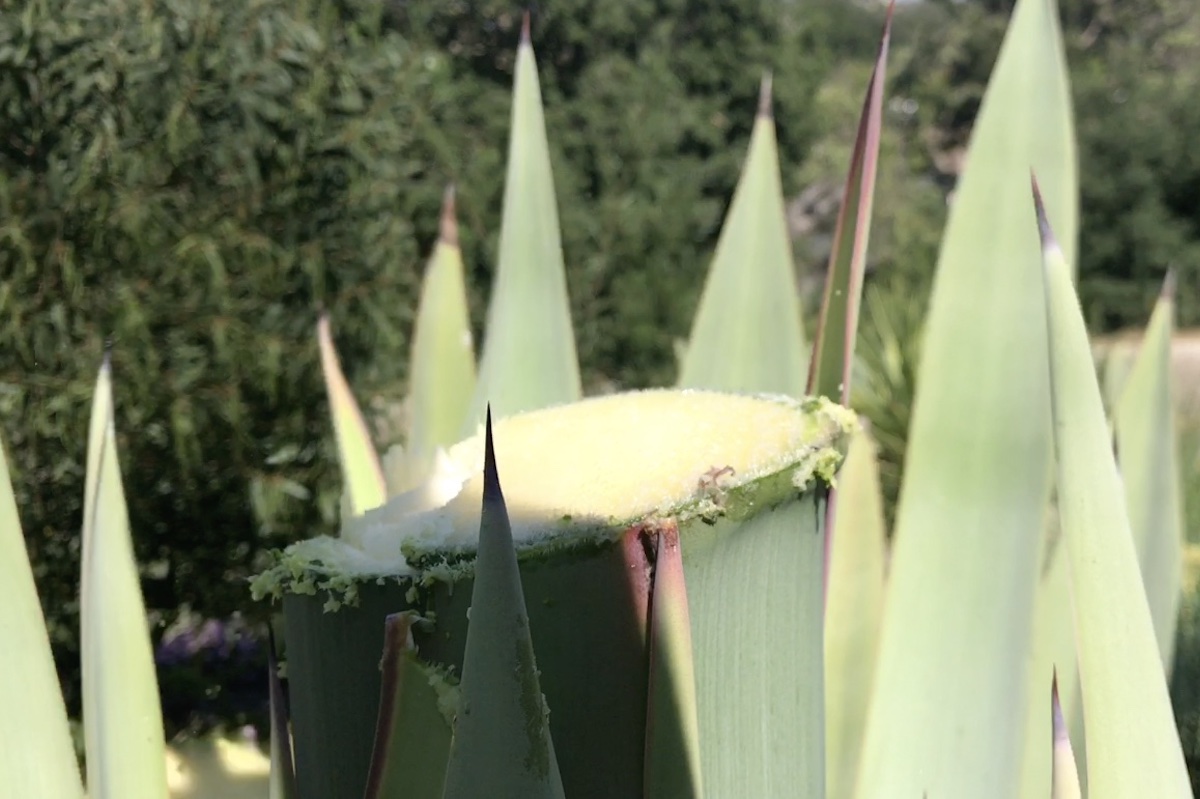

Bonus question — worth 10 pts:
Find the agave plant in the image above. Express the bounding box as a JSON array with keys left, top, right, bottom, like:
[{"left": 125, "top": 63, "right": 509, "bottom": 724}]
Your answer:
[
  {"left": 254, "top": 0, "right": 1191, "bottom": 797},
  {"left": 1, "top": 0, "right": 1193, "bottom": 798}
]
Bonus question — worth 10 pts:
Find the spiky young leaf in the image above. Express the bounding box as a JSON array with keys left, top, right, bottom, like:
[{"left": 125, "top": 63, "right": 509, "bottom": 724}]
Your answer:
[
  {"left": 824, "top": 430, "right": 886, "bottom": 799},
  {"left": 1050, "top": 673, "right": 1082, "bottom": 799},
  {"left": 318, "top": 314, "right": 387, "bottom": 517},
  {"left": 807, "top": 1, "right": 893, "bottom": 405},
  {"left": 465, "top": 15, "right": 581, "bottom": 431},
  {"left": 1114, "top": 274, "right": 1184, "bottom": 672},
  {"left": 1036, "top": 184, "right": 1193, "bottom": 799},
  {"left": 0, "top": 435, "right": 84, "bottom": 798},
  {"left": 405, "top": 184, "right": 477, "bottom": 481},
  {"left": 677, "top": 74, "right": 807, "bottom": 397},
  {"left": 644, "top": 525, "right": 704, "bottom": 798},
  {"left": 363, "top": 613, "right": 451, "bottom": 799},
  {"left": 81, "top": 356, "right": 169, "bottom": 799},
  {"left": 852, "top": 0, "right": 1077, "bottom": 794},
  {"left": 441, "top": 408, "right": 565, "bottom": 799}
]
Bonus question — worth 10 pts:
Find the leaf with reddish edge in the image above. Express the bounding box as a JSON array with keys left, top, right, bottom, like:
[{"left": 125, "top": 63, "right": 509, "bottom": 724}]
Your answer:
[
  {"left": 441, "top": 406, "right": 566, "bottom": 799},
  {"left": 1050, "top": 671, "right": 1081, "bottom": 799},
  {"left": 362, "top": 613, "right": 452, "bottom": 799},
  {"left": 806, "top": 0, "right": 894, "bottom": 406},
  {"left": 267, "top": 626, "right": 297, "bottom": 799},
  {"left": 809, "top": 1, "right": 893, "bottom": 598},
  {"left": 318, "top": 314, "right": 386, "bottom": 517},
  {"left": 644, "top": 524, "right": 704, "bottom": 798}
]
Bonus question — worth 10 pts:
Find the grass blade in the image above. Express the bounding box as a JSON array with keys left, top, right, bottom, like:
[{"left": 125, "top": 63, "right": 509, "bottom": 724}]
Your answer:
[
  {"left": 363, "top": 613, "right": 452, "bottom": 799},
  {"left": 441, "top": 407, "right": 566, "bottom": 799},
  {"left": 853, "top": 0, "right": 1077, "bottom": 794},
  {"left": 644, "top": 525, "right": 704, "bottom": 798},
  {"left": 676, "top": 74, "right": 807, "bottom": 397},
  {"left": 406, "top": 184, "right": 477, "bottom": 480},
  {"left": 465, "top": 14, "right": 581, "bottom": 430},
  {"left": 824, "top": 429, "right": 886, "bottom": 799},
  {"left": 318, "top": 314, "right": 387, "bottom": 517},
  {"left": 1115, "top": 273, "right": 1185, "bottom": 672},
  {"left": 1036, "top": 182, "right": 1192, "bottom": 798},
  {"left": 81, "top": 355, "right": 169, "bottom": 799},
  {"left": 1050, "top": 672, "right": 1082, "bottom": 799},
  {"left": 807, "top": 1, "right": 894, "bottom": 404},
  {"left": 0, "top": 434, "right": 84, "bottom": 798}
]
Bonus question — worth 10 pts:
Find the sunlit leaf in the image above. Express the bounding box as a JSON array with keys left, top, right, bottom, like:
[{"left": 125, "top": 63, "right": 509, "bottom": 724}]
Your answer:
[
  {"left": 406, "top": 184, "right": 477, "bottom": 481},
  {"left": 1036, "top": 183, "right": 1192, "bottom": 798},
  {"left": 677, "top": 74, "right": 807, "bottom": 397},
  {"left": 465, "top": 14, "right": 581, "bottom": 430},
  {"left": 1115, "top": 273, "right": 1185, "bottom": 672},
  {"left": 0, "top": 434, "right": 84, "bottom": 798},
  {"left": 318, "top": 314, "right": 387, "bottom": 516},
  {"left": 824, "top": 429, "right": 886, "bottom": 799},
  {"left": 853, "top": 0, "right": 1077, "bottom": 794},
  {"left": 81, "top": 355, "right": 169, "bottom": 799}
]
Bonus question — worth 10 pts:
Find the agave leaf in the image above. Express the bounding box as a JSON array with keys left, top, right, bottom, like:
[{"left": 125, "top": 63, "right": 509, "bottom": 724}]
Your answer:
[
  {"left": 1017, "top": 506, "right": 1084, "bottom": 799},
  {"left": 441, "top": 407, "right": 566, "bottom": 799},
  {"left": 1050, "top": 673, "right": 1082, "bottom": 799},
  {"left": 465, "top": 14, "right": 581, "bottom": 431},
  {"left": 807, "top": 1, "right": 894, "bottom": 405},
  {"left": 644, "top": 525, "right": 704, "bottom": 798},
  {"left": 1114, "top": 273, "right": 1184, "bottom": 672},
  {"left": 318, "top": 314, "right": 387, "bottom": 517},
  {"left": 272, "top": 390, "right": 851, "bottom": 799},
  {"left": 406, "top": 184, "right": 477, "bottom": 481},
  {"left": 684, "top": 499, "right": 826, "bottom": 798},
  {"left": 363, "top": 613, "right": 452, "bottom": 799},
  {"left": 80, "top": 355, "right": 169, "bottom": 799},
  {"left": 852, "top": 0, "right": 1077, "bottom": 794},
  {"left": 824, "top": 429, "right": 886, "bottom": 799},
  {"left": 0, "top": 435, "right": 84, "bottom": 798},
  {"left": 1036, "top": 184, "right": 1192, "bottom": 798},
  {"left": 676, "top": 74, "right": 807, "bottom": 397},
  {"left": 267, "top": 628, "right": 296, "bottom": 799}
]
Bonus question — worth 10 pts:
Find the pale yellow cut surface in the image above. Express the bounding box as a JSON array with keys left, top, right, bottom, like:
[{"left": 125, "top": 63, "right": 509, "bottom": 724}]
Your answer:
[{"left": 262, "top": 389, "right": 853, "bottom": 584}]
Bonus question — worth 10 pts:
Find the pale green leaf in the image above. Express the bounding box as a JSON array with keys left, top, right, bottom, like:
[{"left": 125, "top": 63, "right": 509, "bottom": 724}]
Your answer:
[
  {"left": 684, "top": 500, "right": 825, "bottom": 798},
  {"left": 81, "top": 356, "right": 169, "bottom": 799},
  {"left": 318, "top": 315, "right": 387, "bottom": 516},
  {"left": 677, "top": 75, "right": 807, "bottom": 397},
  {"left": 1037, "top": 186, "right": 1192, "bottom": 798},
  {"left": 441, "top": 408, "right": 566, "bottom": 799},
  {"left": 852, "top": 0, "right": 1077, "bottom": 794},
  {"left": 0, "top": 435, "right": 84, "bottom": 798},
  {"left": 464, "top": 17, "right": 580, "bottom": 431},
  {"left": 1115, "top": 276, "right": 1185, "bottom": 672},
  {"left": 405, "top": 184, "right": 477, "bottom": 481},
  {"left": 824, "top": 429, "right": 886, "bottom": 799}
]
